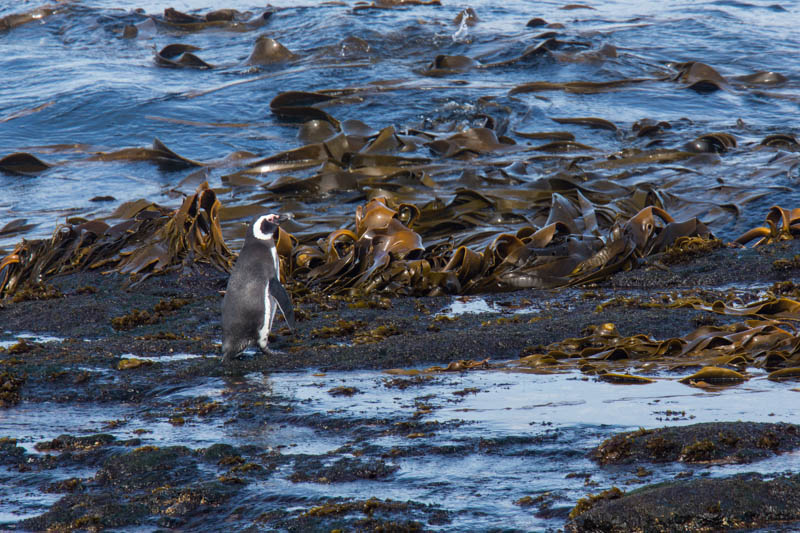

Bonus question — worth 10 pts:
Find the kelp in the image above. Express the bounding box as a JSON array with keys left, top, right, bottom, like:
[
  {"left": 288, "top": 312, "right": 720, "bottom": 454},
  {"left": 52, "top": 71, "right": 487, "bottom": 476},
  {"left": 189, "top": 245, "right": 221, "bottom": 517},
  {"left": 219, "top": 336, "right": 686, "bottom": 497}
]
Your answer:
[
  {"left": 672, "top": 61, "right": 729, "bottom": 92},
  {"left": 268, "top": 196, "right": 711, "bottom": 295},
  {"left": 155, "top": 44, "right": 212, "bottom": 69},
  {"left": 509, "top": 78, "right": 651, "bottom": 95},
  {"left": 353, "top": 0, "right": 442, "bottom": 12},
  {"left": 735, "top": 205, "right": 800, "bottom": 246},
  {"left": 154, "top": 7, "right": 273, "bottom": 32},
  {"left": 247, "top": 35, "right": 297, "bottom": 65},
  {"left": 0, "top": 6, "right": 58, "bottom": 32},
  {"left": 0, "top": 153, "right": 52, "bottom": 175},
  {"left": 9, "top": 192, "right": 798, "bottom": 301},
  {"left": 380, "top": 313, "right": 800, "bottom": 381},
  {"left": 520, "top": 318, "right": 800, "bottom": 376},
  {"left": 88, "top": 138, "right": 204, "bottom": 169},
  {"left": 0, "top": 183, "right": 232, "bottom": 298}
]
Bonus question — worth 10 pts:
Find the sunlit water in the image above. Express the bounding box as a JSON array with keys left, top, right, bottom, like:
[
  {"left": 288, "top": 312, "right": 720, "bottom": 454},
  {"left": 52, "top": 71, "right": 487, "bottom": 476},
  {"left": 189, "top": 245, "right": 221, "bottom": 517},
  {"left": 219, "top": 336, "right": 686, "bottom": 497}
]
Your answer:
[
  {"left": 1, "top": 365, "right": 798, "bottom": 530},
  {"left": 2, "top": 0, "right": 800, "bottom": 253}
]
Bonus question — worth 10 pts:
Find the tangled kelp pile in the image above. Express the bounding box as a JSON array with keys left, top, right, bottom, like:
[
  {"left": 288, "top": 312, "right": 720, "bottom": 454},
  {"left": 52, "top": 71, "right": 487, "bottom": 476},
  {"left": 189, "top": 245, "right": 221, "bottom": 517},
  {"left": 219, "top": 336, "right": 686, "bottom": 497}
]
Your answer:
[
  {"left": 2, "top": 185, "right": 800, "bottom": 300},
  {"left": 0, "top": 182, "right": 232, "bottom": 298},
  {"left": 3, "top": 3, "right": 800, "bottom": 291}
]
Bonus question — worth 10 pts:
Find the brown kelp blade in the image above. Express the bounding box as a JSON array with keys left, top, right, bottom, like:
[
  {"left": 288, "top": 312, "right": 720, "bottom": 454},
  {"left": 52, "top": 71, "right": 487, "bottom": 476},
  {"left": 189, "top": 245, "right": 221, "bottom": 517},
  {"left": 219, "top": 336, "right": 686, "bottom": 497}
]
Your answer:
[
  {"left": 0, "top": 219, "right": 36, "bottom": 237},
  {"left": 0, "top": 152, "right": 51, "bottom": 175},
  {"left": 89, "top": 138, "right": 204, "bottom": 169},
  {"left": 735, "top": 205, "right": 800, "bottom": 246},
  {"left": 247, "top": 35, "right": 297, "bottom": 65}
]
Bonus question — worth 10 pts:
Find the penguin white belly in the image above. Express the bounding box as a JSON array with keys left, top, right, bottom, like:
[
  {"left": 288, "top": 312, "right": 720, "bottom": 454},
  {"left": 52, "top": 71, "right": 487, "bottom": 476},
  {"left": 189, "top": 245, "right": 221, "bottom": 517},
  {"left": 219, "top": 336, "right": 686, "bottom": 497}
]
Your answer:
[
  {"left": 257, "top": 244, "right": 282, "bottom": 352},
  {"left": 257, "top": 280, "right": 276, "bottom": 351}
]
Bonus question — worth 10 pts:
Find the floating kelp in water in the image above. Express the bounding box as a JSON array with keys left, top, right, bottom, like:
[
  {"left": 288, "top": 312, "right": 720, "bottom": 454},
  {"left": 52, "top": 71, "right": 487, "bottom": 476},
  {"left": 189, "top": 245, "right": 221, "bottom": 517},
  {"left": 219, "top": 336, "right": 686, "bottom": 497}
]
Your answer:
[
  {"left": 767, "top": 367, "right": 800, "bottom": 381},
  {"left": 0, "top": 6, "right": 58, "bottom": 32},
  {"left": 551, "top": 116, "right": 618, "bottom": 131},
  {"left": 0, "top": 219, "right": 37, "bottom": 238},
  {"left": 88, "top": 138, "right": 204, "bottom": 169},
  {"left": 155, "top": 44, "right": 212, "bottom": 69},
  {"left": 269, "top": 90, "right": 340, "bottom": 129},
  {"left": 0, "top": 183, "right": 232, "bottom": 298},
  {"left": 509, "top": 77, "right": 651, "bottom": 95},
  {"left": 683, "top": 132, "right": 736, "bottom": 154},
  {"left": 598, "top": 372, "right": 655, "bottom": 385},
  {"left": 353, "top": 0, "right": 442, "bottom": 12},
  {"left": 671, "top": 61, "right": 729, "bottom": 92},
  {"left": 155, "top": 7, "right": 272, "bottom": 32},
  {"left": 759, "top": 133, "right": 800, "bottom": 150},
  {"left": 733, "top": 71, "right": 788, "bottom": 86},
  {"left": 247, "top": 35, "right": 297, "bottom": 65},
  {"left": 0, "top": 152, "right": 51, "bottom": 175}
]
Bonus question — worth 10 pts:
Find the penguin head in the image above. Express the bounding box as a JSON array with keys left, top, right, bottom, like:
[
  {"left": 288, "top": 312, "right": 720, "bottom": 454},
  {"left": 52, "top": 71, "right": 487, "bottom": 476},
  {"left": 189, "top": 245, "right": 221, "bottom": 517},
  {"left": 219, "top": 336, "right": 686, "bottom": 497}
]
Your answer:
[{"left": 248, "top": 214, "right": 280, "bottom": 244}]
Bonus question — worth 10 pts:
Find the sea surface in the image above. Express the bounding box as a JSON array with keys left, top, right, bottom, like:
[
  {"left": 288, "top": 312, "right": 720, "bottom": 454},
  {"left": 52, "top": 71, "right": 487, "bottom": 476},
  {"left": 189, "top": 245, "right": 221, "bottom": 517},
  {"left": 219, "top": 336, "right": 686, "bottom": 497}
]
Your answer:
[{"left": 1, "top": 0, "right": 799, "bottom": 254}]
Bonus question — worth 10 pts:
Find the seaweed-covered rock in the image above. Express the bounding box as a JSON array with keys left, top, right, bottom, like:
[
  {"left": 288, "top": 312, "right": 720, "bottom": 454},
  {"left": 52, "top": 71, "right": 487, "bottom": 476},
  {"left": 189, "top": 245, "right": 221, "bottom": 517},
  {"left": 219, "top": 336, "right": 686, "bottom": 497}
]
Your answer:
[
  {"left": 592, "top": 422, "right": 800, "bottom": 465},
  {"left": 290, "top": 456, "right": 400, "bottom": 483},
  {"left": 95, "top": 445, "right": 196, "bottom": 491},
  {"left": 202, "top": 442, "right": 242, "bottom": 462},
  {"left": 566, "top": 473, "right": 800, "bottom": 532},
  {"left": 0, "top": 436, "right": 26, "bottom": 465},
  {"left": 34, "top": 433, "right": 117, "bottom": 452},
  {"left": 0, "top": 370, "right": 25, "bottom": 406},
  {"left": 277, "top": 497, "right": 448, "bottom": 532},
  {"left": 20, "top": 494, "right": 148, "bottom": 531}
]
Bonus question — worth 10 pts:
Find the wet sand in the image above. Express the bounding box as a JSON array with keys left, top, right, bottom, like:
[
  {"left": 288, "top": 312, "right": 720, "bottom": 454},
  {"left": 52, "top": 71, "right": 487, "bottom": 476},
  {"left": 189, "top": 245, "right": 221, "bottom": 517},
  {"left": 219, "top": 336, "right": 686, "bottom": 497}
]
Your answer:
[{"left": 1, "top": 239, "right": 800, "bottom": 531}]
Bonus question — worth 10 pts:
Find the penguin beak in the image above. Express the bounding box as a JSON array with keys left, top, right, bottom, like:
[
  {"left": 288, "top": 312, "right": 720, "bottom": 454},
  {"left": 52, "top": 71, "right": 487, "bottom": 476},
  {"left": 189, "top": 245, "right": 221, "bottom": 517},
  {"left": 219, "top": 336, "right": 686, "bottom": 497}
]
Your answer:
[{"left": 274, "top": 213, "right": 293, "bottom": 223}]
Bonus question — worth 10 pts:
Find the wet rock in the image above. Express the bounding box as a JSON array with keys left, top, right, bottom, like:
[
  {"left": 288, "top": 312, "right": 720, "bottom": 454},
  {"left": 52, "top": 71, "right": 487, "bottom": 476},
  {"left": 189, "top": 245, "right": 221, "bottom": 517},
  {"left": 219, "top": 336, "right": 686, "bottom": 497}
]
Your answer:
[
  {"left": 0, "top": 370, "right": 25, "bottom": 406},
  {"left": 96, "top": 445, "right": 196, "bottom": 491},
  {"left": 566, "top": 473, "right": 800, "bottom": 532},
  {"left": 280, "top": 497, "right": 448, "bottom": 531},
  {"left": 592, "top": 422, "right": 800, "bottom": 465},
  {"left": 20, "top": 494, "right": 148, "bottom": 531},
  {"left": 202, "top": 442, "right": 242, "bottom": 462},
  {"left": 34, "top": 433, "right": 117, "bottom": 452},
  {"left": 0, "top": 436, "right": 25, "bottom": 465},
  {"left": 139, "top": 482, "right": 235, "bottom": 519},
  {"left": 44, "top": 477, "right": 86, "bottom": 493},
  {"left": 328, "top": 385, "right": 360, "bottom": 396},
  {"left": 290, "top": 456, "right": 400, "bottom": 483}
]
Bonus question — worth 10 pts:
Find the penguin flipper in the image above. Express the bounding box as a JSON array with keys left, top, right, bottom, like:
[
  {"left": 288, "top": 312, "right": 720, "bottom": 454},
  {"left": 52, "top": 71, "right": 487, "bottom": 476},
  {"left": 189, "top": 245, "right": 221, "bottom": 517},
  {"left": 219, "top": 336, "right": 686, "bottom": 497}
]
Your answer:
[{"left": 269, "top": 279, "right": 296, "bottom": 331}]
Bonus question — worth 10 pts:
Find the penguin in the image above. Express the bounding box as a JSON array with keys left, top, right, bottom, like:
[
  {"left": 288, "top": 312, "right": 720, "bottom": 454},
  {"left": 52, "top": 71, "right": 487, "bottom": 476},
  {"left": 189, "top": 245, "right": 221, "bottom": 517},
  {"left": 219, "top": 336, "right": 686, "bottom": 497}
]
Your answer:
[{"left": 222, "top": 213, "right": 296, "bottom": 362}]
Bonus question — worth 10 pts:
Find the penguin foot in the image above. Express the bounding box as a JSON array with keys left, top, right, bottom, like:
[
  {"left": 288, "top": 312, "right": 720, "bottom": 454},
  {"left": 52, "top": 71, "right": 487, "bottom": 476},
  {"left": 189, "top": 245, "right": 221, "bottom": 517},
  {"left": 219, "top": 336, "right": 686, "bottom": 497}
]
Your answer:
[{"left": 222, "top": 350, "right": 248, "bottom": 364}]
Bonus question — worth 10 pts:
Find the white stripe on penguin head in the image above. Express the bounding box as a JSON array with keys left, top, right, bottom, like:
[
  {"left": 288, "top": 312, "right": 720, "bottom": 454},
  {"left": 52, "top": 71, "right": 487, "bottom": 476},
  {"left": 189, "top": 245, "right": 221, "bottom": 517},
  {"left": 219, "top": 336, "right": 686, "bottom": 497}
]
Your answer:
[{"left": 253, "top": 214, "right": 277, "bottom": 241}]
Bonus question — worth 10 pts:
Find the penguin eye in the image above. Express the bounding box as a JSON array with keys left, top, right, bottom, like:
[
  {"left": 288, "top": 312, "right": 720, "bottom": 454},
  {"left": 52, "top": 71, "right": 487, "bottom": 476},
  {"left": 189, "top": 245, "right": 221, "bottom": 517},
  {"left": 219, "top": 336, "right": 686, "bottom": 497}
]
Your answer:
[{"left": 260, "top": 220, "right": 272, "bottom": 238}]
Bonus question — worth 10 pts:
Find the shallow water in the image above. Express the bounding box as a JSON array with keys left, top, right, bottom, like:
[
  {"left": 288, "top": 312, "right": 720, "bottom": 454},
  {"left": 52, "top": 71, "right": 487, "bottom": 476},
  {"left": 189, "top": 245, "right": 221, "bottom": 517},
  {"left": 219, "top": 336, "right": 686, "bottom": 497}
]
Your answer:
[
  {"left": 1, "top": 364, "right": 798, "bottom": 530},
  {"left": 2, "top": 0, "right": 800, "bottom": 254}
]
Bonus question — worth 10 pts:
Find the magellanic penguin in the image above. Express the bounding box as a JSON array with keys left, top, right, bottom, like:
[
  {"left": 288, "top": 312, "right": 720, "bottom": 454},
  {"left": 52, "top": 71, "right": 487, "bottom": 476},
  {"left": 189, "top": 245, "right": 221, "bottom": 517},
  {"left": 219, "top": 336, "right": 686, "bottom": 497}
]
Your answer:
[{"left": 222, "top": 213, "right": 296, "bottom": 362}]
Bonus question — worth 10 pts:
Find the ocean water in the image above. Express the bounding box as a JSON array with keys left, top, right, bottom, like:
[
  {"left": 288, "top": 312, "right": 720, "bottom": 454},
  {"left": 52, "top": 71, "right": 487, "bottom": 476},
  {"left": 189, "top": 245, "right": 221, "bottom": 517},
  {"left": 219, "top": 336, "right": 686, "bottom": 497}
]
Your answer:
[{"left": 1, "top": 0, "right": 799, "bottom": 254}]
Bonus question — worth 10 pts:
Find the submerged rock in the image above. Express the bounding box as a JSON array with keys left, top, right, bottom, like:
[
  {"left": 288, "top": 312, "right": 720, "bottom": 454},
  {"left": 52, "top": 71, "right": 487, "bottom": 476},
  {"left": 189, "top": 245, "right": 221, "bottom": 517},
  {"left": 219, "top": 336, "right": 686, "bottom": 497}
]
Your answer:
[
  {"left": 566, "top": 473, "right": 800, "bottom": 532},
  {"left": 592, "top": 422, "right": 800, "bottom": 465}
]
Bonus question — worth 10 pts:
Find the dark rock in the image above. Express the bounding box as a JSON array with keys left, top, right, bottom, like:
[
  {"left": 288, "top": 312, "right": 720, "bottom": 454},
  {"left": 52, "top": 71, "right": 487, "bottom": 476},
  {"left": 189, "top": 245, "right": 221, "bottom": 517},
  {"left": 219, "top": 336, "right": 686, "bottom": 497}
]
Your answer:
[
  {"left": 592, "top": 422, "right": 800, "bottom": 465},
  {"left": 566, "top": 473, "right": 800, "bottom": 532}
]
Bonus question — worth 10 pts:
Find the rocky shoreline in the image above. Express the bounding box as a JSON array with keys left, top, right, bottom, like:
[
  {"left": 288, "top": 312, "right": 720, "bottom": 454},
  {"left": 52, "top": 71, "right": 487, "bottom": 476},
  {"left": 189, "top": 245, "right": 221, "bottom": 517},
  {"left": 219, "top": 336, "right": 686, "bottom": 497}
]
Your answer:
[{"left": 1, "top": 239, "right": 800, "bottom": 531}]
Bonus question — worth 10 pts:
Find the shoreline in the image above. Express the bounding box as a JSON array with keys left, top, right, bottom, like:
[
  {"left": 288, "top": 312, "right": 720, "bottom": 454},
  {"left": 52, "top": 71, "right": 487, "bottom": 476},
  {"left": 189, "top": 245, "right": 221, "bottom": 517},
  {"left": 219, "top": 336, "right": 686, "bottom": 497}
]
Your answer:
[{"left": 1, "top": 238, "right": 800, "bottom": 531}]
